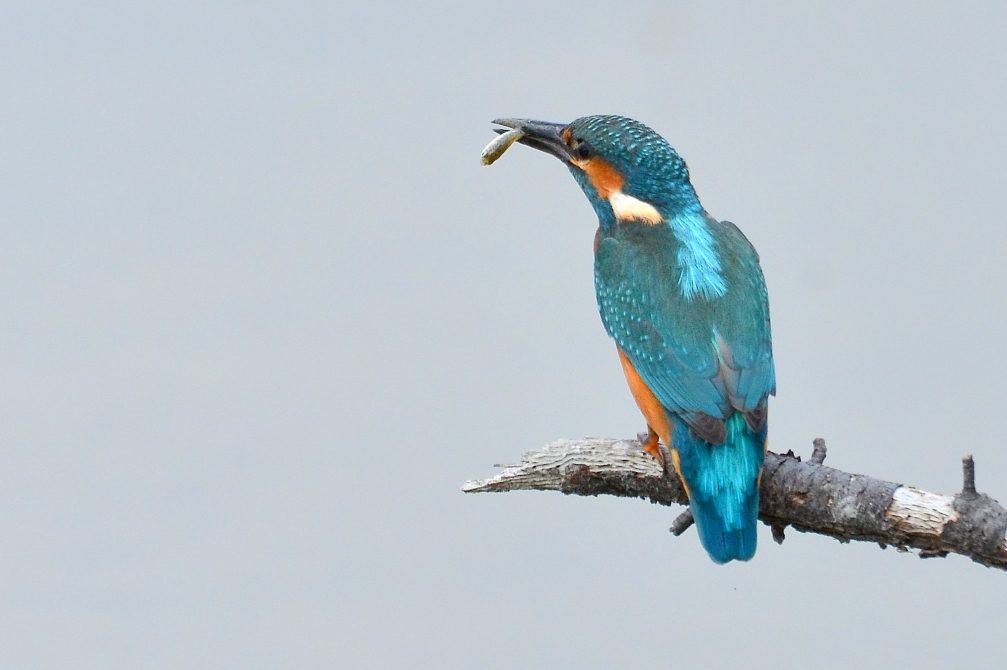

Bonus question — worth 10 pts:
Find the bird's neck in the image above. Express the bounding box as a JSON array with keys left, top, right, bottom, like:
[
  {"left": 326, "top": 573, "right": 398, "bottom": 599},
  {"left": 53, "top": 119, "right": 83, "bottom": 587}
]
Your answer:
[
  {"left": 595, "top": 197, "right": 728, "bottom": 301},
  {"left": 590, "top": 180, "right": 702, "bottom": 230},
  {"left": 654, "top": 181, "right": 703, "bottom": 218}
]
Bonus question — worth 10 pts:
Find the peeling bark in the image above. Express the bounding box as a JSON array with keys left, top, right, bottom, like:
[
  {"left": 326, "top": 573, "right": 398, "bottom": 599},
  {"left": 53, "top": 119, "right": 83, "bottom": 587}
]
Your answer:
[{"left": 462, "top": 438, "right": 1007, "bottom": 570}]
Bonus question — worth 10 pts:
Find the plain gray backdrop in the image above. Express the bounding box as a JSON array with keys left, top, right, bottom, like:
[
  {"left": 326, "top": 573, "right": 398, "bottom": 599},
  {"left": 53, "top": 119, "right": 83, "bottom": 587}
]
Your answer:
[{"left": 3, "top": 2, "right": 1006, "bottom": 668}]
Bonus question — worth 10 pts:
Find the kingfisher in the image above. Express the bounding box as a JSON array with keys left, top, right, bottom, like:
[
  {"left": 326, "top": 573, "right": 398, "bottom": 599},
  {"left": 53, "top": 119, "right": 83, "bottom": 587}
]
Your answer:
[{"left": 490, "top": 115, "right": 775, "bottom": 563}]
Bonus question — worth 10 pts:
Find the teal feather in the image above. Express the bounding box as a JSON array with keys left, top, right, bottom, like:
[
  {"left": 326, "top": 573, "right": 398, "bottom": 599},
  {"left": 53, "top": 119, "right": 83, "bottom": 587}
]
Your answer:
[
  {"left": 674, "top": 413, "right": 764, "bottom": 563},
  {"left": 572, "top": 116, "right": 775, "bottom": 563},
  {"left": 593, "top": 216, "right": 775, "bottom": 429},
  {"left": 500, "top": 113, "right": 776, "bottom": 563}
]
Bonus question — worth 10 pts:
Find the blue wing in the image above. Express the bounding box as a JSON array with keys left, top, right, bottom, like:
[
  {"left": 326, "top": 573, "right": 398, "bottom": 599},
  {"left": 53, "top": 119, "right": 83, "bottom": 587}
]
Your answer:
[{"left": 594, "top": 218, "right": 775, "bottom": 443}]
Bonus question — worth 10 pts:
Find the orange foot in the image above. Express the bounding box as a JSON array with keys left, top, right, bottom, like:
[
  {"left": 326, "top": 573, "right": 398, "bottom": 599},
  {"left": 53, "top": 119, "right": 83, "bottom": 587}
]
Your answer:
[{"left": 638, "top": 428, "right": 666, "bottom": 467}]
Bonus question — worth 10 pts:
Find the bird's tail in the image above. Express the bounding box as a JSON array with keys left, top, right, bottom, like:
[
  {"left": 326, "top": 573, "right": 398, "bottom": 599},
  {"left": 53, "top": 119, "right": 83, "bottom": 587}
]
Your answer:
[{"left": 673, "top": 413, "right": 765, "bottom": 564}]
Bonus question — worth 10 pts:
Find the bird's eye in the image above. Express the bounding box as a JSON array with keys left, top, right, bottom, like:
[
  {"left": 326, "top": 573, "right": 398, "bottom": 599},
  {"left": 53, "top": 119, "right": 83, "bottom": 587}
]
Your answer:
[{"left": 572, "top": 139, "right": 594, "bottom": 161}]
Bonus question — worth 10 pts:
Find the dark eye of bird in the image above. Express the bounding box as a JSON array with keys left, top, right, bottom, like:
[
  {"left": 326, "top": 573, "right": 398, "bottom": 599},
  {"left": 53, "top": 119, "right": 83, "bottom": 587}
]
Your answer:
[{"left": 572, "top": 139, "right": 593, "bottom": 161}]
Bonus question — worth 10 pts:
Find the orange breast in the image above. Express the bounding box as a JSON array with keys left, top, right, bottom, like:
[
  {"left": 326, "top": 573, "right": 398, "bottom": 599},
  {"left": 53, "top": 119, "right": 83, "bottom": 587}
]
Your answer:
[{"left": 617, "top": 348, "right": 672, "bottom": 447}]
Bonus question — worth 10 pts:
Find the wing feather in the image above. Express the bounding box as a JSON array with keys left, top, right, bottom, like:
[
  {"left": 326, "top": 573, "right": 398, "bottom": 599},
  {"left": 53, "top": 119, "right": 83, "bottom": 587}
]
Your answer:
[{"left": 595, "top": 218, "right": 775, "bottom": 441}]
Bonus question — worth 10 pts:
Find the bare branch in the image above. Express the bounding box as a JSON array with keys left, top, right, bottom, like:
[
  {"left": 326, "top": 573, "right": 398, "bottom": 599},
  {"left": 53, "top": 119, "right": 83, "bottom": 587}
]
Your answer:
[
  {"left": 810, "top": 438, "right": 827, "bottom": 465},
  {"left": 669, "top": 509, "right": 694, "bottom": 536},
  {"left": 962, "top": 454, "right": 978, "bottom": 500},
  {"left": 462, "top": 437, "right": 1007, "bottom": 570}
]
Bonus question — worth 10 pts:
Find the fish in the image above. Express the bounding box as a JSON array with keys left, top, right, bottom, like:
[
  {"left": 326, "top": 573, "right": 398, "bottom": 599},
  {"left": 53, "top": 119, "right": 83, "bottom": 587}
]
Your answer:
[{"left": 480, "top": 128, "right": 524, "bottom": 166}]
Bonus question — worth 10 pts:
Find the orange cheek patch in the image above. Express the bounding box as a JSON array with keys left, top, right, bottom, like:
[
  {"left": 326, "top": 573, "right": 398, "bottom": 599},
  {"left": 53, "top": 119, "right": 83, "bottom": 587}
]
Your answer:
[
  {"left": 586, "top": 158, "right": 624, "bottom": 198},
  {"left": 572, "top": 156, "right": 624, "bottom": 199}
]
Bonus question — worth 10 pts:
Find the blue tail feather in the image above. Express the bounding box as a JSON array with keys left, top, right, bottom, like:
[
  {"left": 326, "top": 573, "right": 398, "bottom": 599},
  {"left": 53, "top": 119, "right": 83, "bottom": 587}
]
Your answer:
[
  {"left": 689, "top": 489, "right": 758, "bottom": 564},
  {"left": 673, "top": 413, "right": 764, "bottom": 563}
]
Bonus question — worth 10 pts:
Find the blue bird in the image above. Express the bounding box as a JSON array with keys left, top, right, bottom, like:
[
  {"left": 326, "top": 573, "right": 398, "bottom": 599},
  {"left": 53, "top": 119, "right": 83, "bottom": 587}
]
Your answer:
[{"left": 492, "top": 115, "right": 775, "bottom": 563}]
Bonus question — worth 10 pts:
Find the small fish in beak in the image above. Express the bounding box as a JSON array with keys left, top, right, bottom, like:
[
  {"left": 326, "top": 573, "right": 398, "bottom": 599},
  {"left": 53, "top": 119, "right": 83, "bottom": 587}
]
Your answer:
[{"left": 480, "top": 128, "right": 524, "bottom": 166}]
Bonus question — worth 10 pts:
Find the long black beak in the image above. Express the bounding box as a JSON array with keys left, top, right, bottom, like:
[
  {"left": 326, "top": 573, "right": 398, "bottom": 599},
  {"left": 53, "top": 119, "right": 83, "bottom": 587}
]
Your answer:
[{"left": 492, "top": 118, "right": 571, "bottom": 163}]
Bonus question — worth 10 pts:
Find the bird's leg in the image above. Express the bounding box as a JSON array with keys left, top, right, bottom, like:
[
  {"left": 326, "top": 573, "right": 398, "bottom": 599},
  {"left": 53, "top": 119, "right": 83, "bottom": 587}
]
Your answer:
[{"left": 638, "top": 427, "right": 666, "bottom": 467}]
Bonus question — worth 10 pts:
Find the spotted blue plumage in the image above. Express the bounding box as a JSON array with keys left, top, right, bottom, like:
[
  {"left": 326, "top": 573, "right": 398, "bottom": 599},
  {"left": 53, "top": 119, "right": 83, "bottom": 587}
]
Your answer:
[
  {"left": 592, "top": 215, "right": 774, "bottom": 434},
  {"left": 494, "top": 113, "right": 776, "bottom": 563},
  {"left": 571, "top": 116, "right": 776, "bottom": 563}
]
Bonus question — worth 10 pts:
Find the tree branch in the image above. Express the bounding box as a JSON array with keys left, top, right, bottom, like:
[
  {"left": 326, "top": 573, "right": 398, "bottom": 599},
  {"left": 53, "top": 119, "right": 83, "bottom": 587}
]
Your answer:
[{"left": 462, "top": 437, "right": 1007, "bottom": 570}]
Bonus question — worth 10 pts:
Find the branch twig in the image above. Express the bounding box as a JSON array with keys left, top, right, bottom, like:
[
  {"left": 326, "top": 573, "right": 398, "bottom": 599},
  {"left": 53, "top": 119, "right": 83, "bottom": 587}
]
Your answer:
[{"left": 462, "top": 437, "right": 1007, "bottom": 570}]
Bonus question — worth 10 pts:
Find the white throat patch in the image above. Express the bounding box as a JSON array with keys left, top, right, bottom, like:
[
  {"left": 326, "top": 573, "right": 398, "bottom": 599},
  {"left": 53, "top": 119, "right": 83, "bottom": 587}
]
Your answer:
[{"left": 608, "top": 191, "right": 663, "bottom": 224}]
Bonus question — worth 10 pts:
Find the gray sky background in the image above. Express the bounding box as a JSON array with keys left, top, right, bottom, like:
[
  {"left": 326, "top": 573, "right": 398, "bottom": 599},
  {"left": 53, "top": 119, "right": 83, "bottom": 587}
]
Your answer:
[{"left": 3, "top": 2, "right": 1006, "bottom": 668}]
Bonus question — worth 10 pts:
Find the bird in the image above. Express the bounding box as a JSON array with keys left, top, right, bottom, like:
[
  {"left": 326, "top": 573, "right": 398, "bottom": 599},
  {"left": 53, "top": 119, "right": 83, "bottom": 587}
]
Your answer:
[{"left": 490, "top": 115, "right": 775, "bottom": 563}]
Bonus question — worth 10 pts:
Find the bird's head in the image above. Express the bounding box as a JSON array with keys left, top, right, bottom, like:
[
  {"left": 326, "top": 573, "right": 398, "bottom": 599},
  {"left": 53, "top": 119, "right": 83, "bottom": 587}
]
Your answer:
[{"left": 492, "top": 115, "right": 700, "bottom": 226}]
